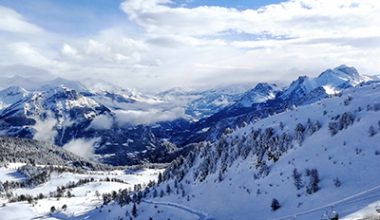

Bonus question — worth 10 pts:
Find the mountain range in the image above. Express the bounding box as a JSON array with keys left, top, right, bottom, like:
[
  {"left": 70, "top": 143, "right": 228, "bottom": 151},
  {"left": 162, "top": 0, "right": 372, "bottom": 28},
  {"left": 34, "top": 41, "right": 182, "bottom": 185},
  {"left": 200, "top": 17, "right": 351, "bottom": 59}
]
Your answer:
[{"left": 0, "top": 65, "right": 378, "bottom": 166}]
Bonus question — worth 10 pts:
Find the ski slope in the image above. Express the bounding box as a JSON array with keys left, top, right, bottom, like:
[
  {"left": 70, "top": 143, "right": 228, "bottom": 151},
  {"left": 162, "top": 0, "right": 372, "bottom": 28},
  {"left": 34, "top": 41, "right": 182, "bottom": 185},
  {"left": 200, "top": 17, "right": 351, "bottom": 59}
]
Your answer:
[
  {"left": 142, "top": 199, "right": 214, "bottom": 220},
  {"left": 271, "top": 184, "right": 380, "bottom": 220}
]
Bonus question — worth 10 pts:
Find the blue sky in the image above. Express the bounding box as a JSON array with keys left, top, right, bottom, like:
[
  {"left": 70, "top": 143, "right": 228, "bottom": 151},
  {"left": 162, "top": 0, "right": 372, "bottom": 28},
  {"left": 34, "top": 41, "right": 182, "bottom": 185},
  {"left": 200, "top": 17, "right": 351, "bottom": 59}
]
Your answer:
[
  {"left": 0, "top": 0, "right": 128, "bottom": 36},
  {"left": 177, "top": 0, "right": 284, "bottom": 8},
  {"left": 0, "top": 0, "right": 379, "bottom": 91}
]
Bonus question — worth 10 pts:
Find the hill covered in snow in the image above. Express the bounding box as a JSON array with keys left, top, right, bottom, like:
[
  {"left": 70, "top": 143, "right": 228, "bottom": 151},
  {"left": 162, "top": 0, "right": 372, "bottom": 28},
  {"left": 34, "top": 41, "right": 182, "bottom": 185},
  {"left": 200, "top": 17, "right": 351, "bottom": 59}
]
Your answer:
[
  {"left": 0, "top": 137, "right": 163, "bottom": 220},
  {"left": 0, "top": 137, "right": 108, "bottom": 170},
  {"left": 87, "top": 80, "right": 380, "bottom": 220}
]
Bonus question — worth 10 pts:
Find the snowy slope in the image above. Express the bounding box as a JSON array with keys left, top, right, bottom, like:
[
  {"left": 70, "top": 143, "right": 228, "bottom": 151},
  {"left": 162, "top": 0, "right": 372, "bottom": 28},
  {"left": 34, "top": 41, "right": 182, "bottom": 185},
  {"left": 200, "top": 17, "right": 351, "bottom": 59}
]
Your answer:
[
  {"left": 0, "top": 137, "right": 108, "bottom": 169},
  {"left": 0, "top": 163, "right": 162, "bottom": 220},
  {"left": 112, "top": 81, "right": 380, "bottom": 220}
]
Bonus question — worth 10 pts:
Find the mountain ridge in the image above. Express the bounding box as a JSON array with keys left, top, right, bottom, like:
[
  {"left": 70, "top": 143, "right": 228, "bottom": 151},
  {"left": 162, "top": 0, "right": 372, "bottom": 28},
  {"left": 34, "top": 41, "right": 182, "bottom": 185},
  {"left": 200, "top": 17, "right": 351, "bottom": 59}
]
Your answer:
[{"left": 0, "top": 65, "right": 377, "bottom": 166}]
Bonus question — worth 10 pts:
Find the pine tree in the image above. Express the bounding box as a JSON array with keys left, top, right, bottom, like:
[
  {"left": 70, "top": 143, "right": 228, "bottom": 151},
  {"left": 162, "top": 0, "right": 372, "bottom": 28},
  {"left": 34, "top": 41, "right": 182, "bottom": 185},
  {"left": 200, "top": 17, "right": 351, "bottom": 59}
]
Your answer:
[
  {"left": 166, "top": 184, "right": 171, "bottom": 195},
  {"left": 333, "top": 177, "right": 342, "bottom": 188},
  {"left": 157, "top": 172, "right": 163, "bottom": 184},
  {"left": 152, "top": 188, "right": 157, "bottom": 198},
  {"left": 306, "top": 169, "right": 320, "bottom": 194},
  {"left": 131, "top": 203, "right": 137, "bottom": 218},
  {"left": 292, "top": 168, "right": 303, "bottom": 190},
  {"left": 271, "top": 198, "right": 281, "bottom": 211},
  {"left": 50, "top": 206, "right": 56, "bottom": 213},
  {"left": 369, "top": 125, "right": 377, "bottom": 136}
]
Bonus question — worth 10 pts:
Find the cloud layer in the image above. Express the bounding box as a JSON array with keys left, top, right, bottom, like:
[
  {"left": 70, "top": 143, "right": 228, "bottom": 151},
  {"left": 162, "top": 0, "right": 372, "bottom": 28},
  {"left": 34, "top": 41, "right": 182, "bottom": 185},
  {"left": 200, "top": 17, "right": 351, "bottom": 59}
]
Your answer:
[
  {"left": 115, "top": 107, "right": 186, "bottom": 125},
  {"left": 33, "top": 116, "right": 58, "bottom": 144},
  {"left": 0, "top": 6, "right": 43, "bottom": 34},
  {"left": 0, "top": 0, "right": 380, "bottom": 91},
  {"left": 122, "top": 0, "right": 380, "bottom": 38},
  {"left": 63, "top": 138, "right": 97, "bottom": 159}
]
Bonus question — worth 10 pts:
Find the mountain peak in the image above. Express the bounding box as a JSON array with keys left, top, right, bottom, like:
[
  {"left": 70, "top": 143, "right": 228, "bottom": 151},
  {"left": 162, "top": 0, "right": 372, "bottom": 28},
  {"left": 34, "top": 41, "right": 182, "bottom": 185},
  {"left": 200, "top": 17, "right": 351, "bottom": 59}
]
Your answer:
[
  {"left": 282, "top": 75, "right": 315, "bottom": 97},
  {"left": 236, "top": 82, "right": 279, "bottom": 108},
  {"left": 319, "top": 65, "right": 360, "bottom": 79},
  {"left": 0, "top": 86, "right": 30, "bottom": 110},
  {"left": 252, "top": 82, "right": 277, "bottom": 92},
  {"left": 317, "top": 65, "right": 364, "bottom": 88},
  {"left": 39, "top": 77, "right": 88, "bottom": 93},
  {"left": 0, "top": 86, "right": 28, "bottom": 95},
  {"left": 334, "top": 64, "right": 359, "bottom": 76}
]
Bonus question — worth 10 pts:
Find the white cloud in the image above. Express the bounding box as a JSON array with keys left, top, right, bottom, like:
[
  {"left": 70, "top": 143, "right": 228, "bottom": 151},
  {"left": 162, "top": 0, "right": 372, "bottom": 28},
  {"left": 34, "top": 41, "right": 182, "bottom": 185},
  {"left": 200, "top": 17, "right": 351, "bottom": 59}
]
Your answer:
[
  {"left": 0, "top": 1, "right": 380, "bottom": 91},
  {"left": 89, "top": 114, "right": 114, "bottom": 130},
  {"left": 121, "top": 0, "right": 380, "bottom": 38},
  {"left": 8, "top": 42, "right": 56, "bottom": 66},
  {"left": 33, "top": 117, "right": 57, "bottom": 144},
  {"left": 61, "top": 44, "right": 81, "bottom": 60},
  {"left": 0, "top": 6, "right": 44, "bottom": 34},
  {"left": 63, "top": 138, "right": 98, "bottom": 159},
  {"left": 115, "top": 107, "right": 185, "bottom": 125}
]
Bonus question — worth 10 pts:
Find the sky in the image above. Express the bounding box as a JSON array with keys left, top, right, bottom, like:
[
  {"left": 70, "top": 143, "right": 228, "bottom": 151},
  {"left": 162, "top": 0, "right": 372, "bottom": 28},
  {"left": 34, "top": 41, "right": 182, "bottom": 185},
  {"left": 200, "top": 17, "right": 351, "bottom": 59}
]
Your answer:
[{"left": 0, "top": 0, "right": 379, "bottom": 92}]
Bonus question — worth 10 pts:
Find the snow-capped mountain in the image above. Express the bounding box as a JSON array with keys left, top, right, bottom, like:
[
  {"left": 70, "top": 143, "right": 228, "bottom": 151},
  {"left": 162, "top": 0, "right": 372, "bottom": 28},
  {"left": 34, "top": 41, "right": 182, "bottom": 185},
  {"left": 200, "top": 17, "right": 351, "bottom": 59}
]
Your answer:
[
  {"left": 0, "top": 86, "right": 29, "bottom": 110},
  {"left": 279, "top": 65, "right": 368, "bottom": 102},
  {"left": 0, "top": 85, "right": 109, "bottom": 134},
  {"left": 0, "top": 65, "right": 55, "bottom": 90},
  {"left": 184, "top": 65, "right": 373, "bottom": 146},
  {"left": 0, "top": 85, "right": 183, "bottom": 165},
  {"left": 236, "top": 83, "right": 280, "bottom": 108},
  {"left": 0, "top": 86, "right": 130, "bottom": 165},
  {"left": 316, "top": 65, "right": 371, "bottom": 89},
  {"left": 39, "top": 77, "right": 88, "bottom": 93}
]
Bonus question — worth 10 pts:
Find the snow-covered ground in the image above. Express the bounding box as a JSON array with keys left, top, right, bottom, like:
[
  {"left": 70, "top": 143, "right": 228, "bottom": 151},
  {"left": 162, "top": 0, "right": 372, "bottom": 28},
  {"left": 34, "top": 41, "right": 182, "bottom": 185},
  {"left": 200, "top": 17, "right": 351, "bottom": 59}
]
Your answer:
[
  {"left": 0, "top": 164, "right": 163, "bottom": 220},
  {"left": 66, "top": 200, "right": 203, "bottom": 220},
  {"left": 342, "top": 200, "right": 380, "bottom": 220},
  {"left": 0, "top": 163, "right": 26, "bottom": 182}
]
